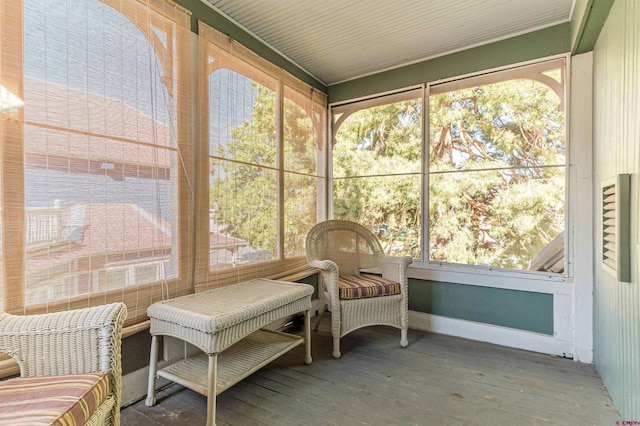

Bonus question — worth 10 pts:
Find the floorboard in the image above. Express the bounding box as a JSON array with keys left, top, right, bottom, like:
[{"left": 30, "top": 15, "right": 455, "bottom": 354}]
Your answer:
[{"left": 122, "top": 317, "right": 620, "bottom": 426}]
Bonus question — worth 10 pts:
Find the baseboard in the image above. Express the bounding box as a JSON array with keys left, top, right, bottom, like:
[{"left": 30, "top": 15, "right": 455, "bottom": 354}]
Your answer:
[
  {"left": 121, "top": 364, "right": 171, "bottom": 407},
  {"left": 408, "top": 310, "right": 574, "bottom": 358}
]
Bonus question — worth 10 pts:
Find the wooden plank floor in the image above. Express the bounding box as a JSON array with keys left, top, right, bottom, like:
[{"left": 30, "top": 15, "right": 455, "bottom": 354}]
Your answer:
[{"left": 122, "top": 318, "right": 620, "bottom": 426}]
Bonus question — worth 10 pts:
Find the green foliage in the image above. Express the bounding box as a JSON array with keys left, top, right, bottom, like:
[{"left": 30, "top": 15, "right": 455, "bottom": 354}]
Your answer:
[
  {"left": 282, "top": 97, "right": 324, "bottom": 256},
  {"left": 209, "top": 69, "right": 566, "bottom": 271},
  {"left": 210, "top": 84, "right": 278, "bottom": 259},
  {"left": 333, "top": 100, "right": 422, "bottom": 258},
  {"left": 333, "top": 77, "right": 565, "bottom": 270},
  {"left": 210, "top": 80, "right": 321, "bottom": 260}
]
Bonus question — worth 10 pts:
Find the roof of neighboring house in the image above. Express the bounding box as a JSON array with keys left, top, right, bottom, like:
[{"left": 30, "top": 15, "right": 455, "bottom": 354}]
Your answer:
[
  {"left": 25, "top": 203, "right": 172, "bottom": 280},
  {"left": 529, "top": 231, "right": 564, "bottom": 273},
  {"left": 209, "top": 231, "right": 248, "bottom": 250},
  {"left": 20, "top": 203, "right": 251, "bottom": 284},
  {"left": 24, "top": 77, "right": 173, "bottom": 170},
  {"left": 209, "top": 218, "right": 249, "bottom": 250}
]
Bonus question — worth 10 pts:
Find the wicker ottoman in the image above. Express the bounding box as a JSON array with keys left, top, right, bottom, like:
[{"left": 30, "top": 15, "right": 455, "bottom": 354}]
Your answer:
[{"left": 145, "top": 279, "right": 314, "bottom": 426}]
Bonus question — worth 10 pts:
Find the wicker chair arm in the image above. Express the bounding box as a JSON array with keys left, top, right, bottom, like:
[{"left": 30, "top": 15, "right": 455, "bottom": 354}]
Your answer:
[
  {"left": 0, "top": 303, "right": 127, "bottom": 377},
  {"left": 0, "top": 303, "right": 126, "bottom": 425},
  {"left": 308, "top": 259, "right": 341, "bottom": 311},
  {"left": 377, "top": 255, "right": 412, "bottom": 287},
  {"left": 377, "top": 255, "right": 413, "bottom": 267},
  {"left": 308, "top": 259, "right": 338, "bottom": 273}
]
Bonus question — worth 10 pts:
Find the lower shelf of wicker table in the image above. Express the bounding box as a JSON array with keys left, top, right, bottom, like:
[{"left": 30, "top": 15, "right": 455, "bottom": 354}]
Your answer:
[{"left": 157, "top": 328, "right": 304, "bottom": 396}]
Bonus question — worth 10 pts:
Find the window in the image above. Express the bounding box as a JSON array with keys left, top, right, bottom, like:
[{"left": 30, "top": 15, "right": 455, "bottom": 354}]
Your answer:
[
  {"left": 206, "top": 55, "right": 279, "bottom": 268},
  {"left": 196, "top": 23, "right": 327, "bottom": 289},
  {"left": 283, "top": 86, "right": 327, "bottom": 257},
  {"left": 331, "top": 58, "right": 567, "bottom": 274},
  {"left": 0, "top": 0, "right": 192, "bottom": 323},
  {"left": 428, "top": 59, "right": 566, "bottom": 271},
  {"left": 331, "top": 89, "right": 422, "bottom": 258}
]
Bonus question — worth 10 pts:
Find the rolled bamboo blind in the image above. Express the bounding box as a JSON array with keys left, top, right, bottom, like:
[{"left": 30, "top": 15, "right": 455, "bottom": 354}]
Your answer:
[
  {"left": 1, "top": 1, "right": 327, "bottom": 332},
  {"left": 0, "top": 0, "right": 193, "bottom": 329},
  {"left": 195, "top": 22, "right": 327, "bottom": 292}
]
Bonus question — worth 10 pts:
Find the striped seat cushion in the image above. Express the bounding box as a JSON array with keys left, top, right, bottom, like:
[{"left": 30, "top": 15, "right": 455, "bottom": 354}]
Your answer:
[
  {"left": 0, "top": 372, "right": 110, "bottom": 426},
  {"left": 339, "top": 274, "right": 401, "bottom": 300}
]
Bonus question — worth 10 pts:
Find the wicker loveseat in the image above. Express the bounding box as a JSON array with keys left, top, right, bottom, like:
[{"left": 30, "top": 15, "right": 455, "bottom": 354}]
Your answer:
[
  {"left": 0, "top": 302, "right": 127, "bottom": 425},
  {"left": 306, "top": 220, "right": 412, "bottom": 358}
]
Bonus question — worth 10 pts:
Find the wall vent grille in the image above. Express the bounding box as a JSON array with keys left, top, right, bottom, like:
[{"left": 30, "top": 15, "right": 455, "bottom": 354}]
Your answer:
[{"left": 601, "top": 174, "right": 631, "bottom": 282}]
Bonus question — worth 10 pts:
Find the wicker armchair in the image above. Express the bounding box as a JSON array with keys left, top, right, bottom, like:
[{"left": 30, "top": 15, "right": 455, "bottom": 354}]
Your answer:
[
  {"left": 306, "top": 220, "right": 412, "bottom": 358},
  {"left": 0, "top": 302, "right": 127, "bottom": 425}
]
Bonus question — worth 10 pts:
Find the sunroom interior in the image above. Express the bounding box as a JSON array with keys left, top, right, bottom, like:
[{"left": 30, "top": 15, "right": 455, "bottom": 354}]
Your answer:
[{"left": 0, "top": 0, "right": 639, "bottom": 423}]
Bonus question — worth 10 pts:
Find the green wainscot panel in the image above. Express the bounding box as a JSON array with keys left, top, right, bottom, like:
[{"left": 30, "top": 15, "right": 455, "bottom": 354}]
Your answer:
[
  {"left": 408, "top": 279, "right": 554, "bottom": 335},
  {"left": 297, "top": 273, "right": 319, "bottom": 298},
  {"left": 121, "top": 329, "right": 152, "bottom": 375}
]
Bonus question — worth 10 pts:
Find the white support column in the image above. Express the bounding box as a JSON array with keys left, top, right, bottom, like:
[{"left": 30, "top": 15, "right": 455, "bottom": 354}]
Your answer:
[{"left": 569, "top": 52, "right": 594, "bottom": 363}]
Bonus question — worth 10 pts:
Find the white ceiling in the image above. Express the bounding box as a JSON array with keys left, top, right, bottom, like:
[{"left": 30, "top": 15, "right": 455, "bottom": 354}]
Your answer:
[{"left": 201, "top": 0, "right": 575, "bottom": 86}]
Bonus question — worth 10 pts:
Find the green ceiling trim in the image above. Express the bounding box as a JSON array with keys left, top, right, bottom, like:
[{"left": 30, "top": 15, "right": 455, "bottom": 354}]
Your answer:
[
  {"left": 572, "top": 0, "right": 616, "bottom": 55},
  {"left": 328, "top": 23, "right": 570, "bottom": 104},
  {"left": 173, "top": 0, "right": 327, "bottom": 92}
]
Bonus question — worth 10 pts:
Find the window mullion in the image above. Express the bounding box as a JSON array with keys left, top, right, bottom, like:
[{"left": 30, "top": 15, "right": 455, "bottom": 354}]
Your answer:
[
  {"left": 276, "top": 79, "right": 285, "bottom": 259},
  {"left": 1, "top": 0, "right": 26, "bottom": 313},
  {"left": 425, "top": 59, "right": 567, "bottom": 272},
  {"left": 422, "top": 84, "right": 429, "bottom": 265}
]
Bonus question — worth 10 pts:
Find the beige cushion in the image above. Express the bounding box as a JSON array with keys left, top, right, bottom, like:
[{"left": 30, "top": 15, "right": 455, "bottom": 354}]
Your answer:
[
  {"left": 339, "top": 274, "right": 401, "bottom": 300},
  {"left": 0, "top": 372, "right": 110, "bottom": 426}
]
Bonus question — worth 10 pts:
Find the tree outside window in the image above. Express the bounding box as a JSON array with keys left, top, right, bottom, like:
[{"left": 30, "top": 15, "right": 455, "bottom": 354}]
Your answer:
[{"left": 331, "top": 59, "right": 566, "bottom": 273}]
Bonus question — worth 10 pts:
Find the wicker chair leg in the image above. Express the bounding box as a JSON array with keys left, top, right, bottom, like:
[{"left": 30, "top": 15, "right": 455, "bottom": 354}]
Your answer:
[
  {"left": 313, "top": 304, "right": 327, "bottom": 331},
  {"left": 332, "top": 337, "right": 341, "bottom": 359},
  {"left": 401, "top": 328, "right": 408, "bottom": 348}
]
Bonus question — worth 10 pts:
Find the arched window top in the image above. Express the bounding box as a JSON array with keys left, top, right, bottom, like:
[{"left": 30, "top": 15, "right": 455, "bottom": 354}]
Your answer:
[
  {"left": 22, "top": 0, "right": 185, "bottom": 147},
  {"left": 429, "top": 58, "right": 565, "bottom": 107}
]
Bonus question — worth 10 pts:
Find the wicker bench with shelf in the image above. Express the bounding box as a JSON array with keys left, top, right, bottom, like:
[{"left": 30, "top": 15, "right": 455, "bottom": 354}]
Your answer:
[{"left": 145, "top": 279, "right": 314, "bottom": 426}]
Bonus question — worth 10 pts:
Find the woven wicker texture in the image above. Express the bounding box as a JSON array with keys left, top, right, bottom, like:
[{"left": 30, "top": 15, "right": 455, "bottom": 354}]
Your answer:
[
  {"left": 306, "top": 220, "right": 412, "bottom": 358},
  {"left": 0, "top": 302, "right": 127, "bottom": 426},
  {"left": 148, "top": 279, "right": 313, "bottom": 353}
]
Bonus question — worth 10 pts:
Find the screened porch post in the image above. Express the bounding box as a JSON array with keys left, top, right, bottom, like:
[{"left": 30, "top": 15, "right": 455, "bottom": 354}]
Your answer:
[
  {"left": 175, "top": 9, "right": 194, "bottom": 292},
  {"left": 276, "top": 79, "right": 285, "bottom": 260},
  {"left": 0, "top": 0, "right": 25, "bottom": 313}
]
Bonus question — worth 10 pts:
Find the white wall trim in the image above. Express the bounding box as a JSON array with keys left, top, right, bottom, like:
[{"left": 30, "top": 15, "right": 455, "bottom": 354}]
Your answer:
[
  {"left": 409, "top": 310, "right": 574, "bottom": 359},
  {"left": 568, "top": 51, "right": 594, "bottom": 363},
  {"left": 408, "top": 266, "right": 572, "bottom": 294},
  {"left": 121, "top": 364, "right": 170, "bottom": 407}
]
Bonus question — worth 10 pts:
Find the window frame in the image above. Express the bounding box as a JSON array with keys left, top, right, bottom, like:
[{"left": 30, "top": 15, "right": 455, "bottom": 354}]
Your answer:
[
  {"left": 329, "top": 85, "right": 424, "bottom": 260},
  {"left": 194, "top": 22, "right": 328, "bottom": 291},
  {"left": 329, "top": 55, "right": 572, "bottom": 284},
  {"left": 0, "top": 0, "right": 194, "bottom": 320}
]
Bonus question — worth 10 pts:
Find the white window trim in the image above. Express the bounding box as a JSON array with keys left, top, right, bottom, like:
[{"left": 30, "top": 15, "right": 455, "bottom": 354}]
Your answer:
[
  {"left": 421, "top": 55, "right": 571, "bottom": 287},
  {"left": 329, "top": 54, "right": 574, "bottom": 291}
]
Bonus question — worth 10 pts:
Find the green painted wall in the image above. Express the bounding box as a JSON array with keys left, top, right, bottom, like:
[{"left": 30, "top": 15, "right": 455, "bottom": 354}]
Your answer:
[
  {"left": 592, "top": 0, "right": 640, "bottom": 418},
  {"left": 173, "top": 0, "right": 326, "bottom": 91},
  {"left": 572, "top": 0, "right": 616, "bottom": 54},
  {"left": 409, "top": 279, "right": 554, "bottom": 335},
  {"left": 297, "top": 273, "right": 319, "bottom": 297},
  {"left": 328, "top": 23, "right": 570, "bottom": 103},
  {"left": 121, "top": 330, "right": 152, "bottom": 376}
]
